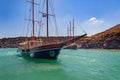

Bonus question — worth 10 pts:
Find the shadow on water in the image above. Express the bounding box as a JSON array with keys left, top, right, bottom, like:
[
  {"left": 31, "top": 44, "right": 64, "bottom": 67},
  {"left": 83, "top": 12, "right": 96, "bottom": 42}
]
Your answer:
[
  {"left": 16, "top": 54, "right": 60, "bottom": 64},
  {"left": 14, "top": 55, "right": 74, "bottom": 80}
]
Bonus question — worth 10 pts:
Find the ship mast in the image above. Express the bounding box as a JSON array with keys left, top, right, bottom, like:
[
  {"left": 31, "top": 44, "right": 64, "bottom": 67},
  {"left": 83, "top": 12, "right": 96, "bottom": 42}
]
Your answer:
[
  {"left": 32, "top": 0, "right": 35, "bottom": 39},
  {"left": 73, "top": 18, "right": 74, "bottom": 37},
  {"left": 46, "top": 0, "right": 49, "bottom": 37},
  {"left": 70, "top": 21, "right": 72, "bottom": 36}
]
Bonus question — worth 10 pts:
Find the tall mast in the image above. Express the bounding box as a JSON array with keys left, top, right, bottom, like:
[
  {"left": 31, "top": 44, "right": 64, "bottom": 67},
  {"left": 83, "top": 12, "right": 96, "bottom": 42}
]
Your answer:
[
  {"left": 73, "top": 18, "right": 74, "bottom": 37},
  {"left": 46, "top": 0, "right": 49, "bottom": 37},
  {"left": 32, "top": 0, "right": 35, "bottom": 39},
  {"left": 67, "top": 27, "right": 69, "bottom": 36},
  {"left": 70, "top": 21, "right": 71, "bottom": 36}
]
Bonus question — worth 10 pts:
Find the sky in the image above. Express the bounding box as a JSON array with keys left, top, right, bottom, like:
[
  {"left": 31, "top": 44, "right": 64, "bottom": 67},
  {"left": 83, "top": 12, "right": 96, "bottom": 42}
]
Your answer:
[{"left": 0, "top": 0, "right": 120, "bottom": 38}]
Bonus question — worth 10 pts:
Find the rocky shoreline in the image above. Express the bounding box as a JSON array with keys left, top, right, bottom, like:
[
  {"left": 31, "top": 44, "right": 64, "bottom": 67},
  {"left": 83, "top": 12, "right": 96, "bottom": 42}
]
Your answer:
[
  {"left": 0, "top": 37, "right": 73, "bottom": 48},
  {"left": 0, "top": 24, "right": 120, "bottom": 49}
]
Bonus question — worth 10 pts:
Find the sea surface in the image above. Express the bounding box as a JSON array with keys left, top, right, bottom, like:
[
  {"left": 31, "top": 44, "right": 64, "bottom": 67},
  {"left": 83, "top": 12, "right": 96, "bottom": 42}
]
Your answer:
[{"left": 0, "top": 48, "right": 120, "bottom": 80}]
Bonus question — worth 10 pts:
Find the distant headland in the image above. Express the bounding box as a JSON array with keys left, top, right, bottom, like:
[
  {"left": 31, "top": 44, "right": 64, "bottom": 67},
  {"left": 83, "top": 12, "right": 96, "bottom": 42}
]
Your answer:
[{"left": 0, "top": 24, "right": 120, "bottom": 49}]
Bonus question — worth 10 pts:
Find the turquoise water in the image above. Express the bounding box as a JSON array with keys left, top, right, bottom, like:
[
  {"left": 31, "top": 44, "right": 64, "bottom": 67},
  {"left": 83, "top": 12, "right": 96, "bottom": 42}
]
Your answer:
[{"left": 0, "top": 48, "right": 120, "bottom": 80}]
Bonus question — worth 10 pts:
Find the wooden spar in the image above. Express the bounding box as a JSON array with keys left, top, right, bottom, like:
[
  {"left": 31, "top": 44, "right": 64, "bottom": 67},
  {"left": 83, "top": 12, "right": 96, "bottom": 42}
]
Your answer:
[
  {"left": 32, "top": 0, "right": 35, "bottom": 39},
  {"left": 46, "top": 0, "right": 49, "bottom": 38},
  {"left": 62, "top": 33, "right": 87, "bottom": 46}
]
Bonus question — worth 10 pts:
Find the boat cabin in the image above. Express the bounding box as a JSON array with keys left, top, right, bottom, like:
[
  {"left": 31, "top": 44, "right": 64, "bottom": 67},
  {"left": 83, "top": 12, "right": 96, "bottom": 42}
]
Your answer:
[{"left": 19, "top": 40, "right": 43, "bottom": 49}]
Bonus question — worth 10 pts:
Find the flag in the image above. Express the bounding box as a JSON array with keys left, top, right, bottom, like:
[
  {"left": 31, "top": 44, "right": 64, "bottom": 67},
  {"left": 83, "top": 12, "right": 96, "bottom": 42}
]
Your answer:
[{"left": 42, "top": 13, "right": 47, "bottom": 17}]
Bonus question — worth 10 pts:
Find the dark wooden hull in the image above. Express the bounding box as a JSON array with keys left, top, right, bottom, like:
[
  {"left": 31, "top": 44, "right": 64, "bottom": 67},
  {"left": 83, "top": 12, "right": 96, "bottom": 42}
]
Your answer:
[
  {"left": 19, "top": 43, "right": 63, "bottom": 59},
  {"left": 20, "top": 48, "right": 61, "bottom": 59},
  {"left": 18, "top": 34, "right": 87, "bottom": 59}
]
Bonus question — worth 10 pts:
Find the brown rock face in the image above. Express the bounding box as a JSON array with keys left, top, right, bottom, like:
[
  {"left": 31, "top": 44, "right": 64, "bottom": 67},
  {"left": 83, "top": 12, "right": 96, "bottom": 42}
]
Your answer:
[{"left": 76, "top": 24, "right": 120, "bottom": 49}]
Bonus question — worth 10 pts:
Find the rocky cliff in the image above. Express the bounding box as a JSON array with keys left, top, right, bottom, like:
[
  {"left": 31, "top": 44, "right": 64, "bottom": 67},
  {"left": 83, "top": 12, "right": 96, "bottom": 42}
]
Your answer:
[{"left": 76, "top": 24, "right": 120, "bottom": 49}]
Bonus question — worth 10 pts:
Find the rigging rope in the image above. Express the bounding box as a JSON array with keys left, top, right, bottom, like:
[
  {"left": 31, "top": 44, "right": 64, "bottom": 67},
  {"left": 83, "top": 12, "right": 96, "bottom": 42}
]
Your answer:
[
  {"left": 49, "top": 0, "right": 59, "bottom": 36},
  {"left": 23, "top": 2, "right": 27, "bottom": 37},
  {"left": 36, "top": 0, "right": 44, "bottom": 37},
  {"left": 26, "top": 3, "right": 32, "bottom": 37},
  {"left": 75, "top": 20, "right": 87, "bottom": 34}
]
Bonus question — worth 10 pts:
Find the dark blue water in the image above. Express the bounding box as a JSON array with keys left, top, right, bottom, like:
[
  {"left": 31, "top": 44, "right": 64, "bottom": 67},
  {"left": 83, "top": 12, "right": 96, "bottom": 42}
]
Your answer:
[{"left": 0, "top": 48, "right": 120, "bottom": 80}]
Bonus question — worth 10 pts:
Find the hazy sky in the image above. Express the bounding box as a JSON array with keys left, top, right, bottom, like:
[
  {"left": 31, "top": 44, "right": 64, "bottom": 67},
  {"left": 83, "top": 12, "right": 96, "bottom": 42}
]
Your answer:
[{"left": 0, "top": 0, "right": 120, "bottom": 38}]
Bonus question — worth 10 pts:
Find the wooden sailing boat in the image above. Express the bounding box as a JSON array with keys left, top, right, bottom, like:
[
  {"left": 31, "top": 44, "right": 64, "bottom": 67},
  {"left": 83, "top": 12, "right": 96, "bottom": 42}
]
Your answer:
[{"left": 18, "top": 0, "right": 87, "bottom": 59}]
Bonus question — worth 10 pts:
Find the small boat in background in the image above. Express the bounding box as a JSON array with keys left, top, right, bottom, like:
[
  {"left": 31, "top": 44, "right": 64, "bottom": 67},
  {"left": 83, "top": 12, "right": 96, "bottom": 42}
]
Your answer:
[{"left": 64, "top": 43, "right": 77, "bottom": 50}]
